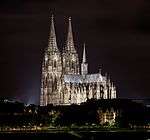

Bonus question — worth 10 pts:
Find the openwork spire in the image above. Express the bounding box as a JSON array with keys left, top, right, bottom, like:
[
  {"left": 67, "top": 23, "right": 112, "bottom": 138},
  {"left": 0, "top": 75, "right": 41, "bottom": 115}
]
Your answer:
[
  {"left": 82, "top": 43, "right": 86, "bottom": 63},
  {"left": 81, "top": 43, "right": 88, "bottom": 75},
  {"left": 48, "top": 15, "right": 59, "bottom": 52},
  {"left": 66, "top": 17, "right": 76, "bottom": 53}
]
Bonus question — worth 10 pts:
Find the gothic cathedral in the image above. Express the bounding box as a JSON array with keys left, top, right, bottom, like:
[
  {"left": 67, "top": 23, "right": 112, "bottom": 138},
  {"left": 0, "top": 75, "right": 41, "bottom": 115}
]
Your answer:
[{"left": 40, "top": 16, "right": 117, "bottom": 106}]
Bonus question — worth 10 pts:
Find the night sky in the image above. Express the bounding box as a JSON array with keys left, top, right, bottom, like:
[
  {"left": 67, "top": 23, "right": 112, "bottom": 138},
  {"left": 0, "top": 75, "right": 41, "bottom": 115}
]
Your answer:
[{"left": 0, "top": 0, "right": 150, "bottom": 105}]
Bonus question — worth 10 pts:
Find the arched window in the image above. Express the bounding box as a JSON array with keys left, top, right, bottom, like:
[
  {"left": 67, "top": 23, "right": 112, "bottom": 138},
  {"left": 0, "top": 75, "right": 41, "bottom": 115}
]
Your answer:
[
  {"left": 71, "top": 61, "right": 74, "bottom": 69},
  {"left": 53, "top": 77, "right": 57, "bottom": 90},
  {"left": 54, "top": 60, "right": 56, "bottom": 68}
]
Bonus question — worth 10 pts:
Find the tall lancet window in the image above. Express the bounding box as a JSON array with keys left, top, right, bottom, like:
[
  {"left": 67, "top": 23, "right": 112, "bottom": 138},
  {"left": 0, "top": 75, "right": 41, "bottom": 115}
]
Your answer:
[
  {"left": 54, "top": 60, "right": 56, "bottom": 68},
  {"left": 71, "top": 61, "right": 74, "bottom": 69},
  {"left": 54, "top": 77, "right": 57, "bottom": 90}
]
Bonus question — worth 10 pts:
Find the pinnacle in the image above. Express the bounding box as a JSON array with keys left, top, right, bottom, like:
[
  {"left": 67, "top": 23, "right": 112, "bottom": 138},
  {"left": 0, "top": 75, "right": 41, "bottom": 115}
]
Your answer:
[{"left": 51, "top": 14, "right": 54, "bottom": 20}]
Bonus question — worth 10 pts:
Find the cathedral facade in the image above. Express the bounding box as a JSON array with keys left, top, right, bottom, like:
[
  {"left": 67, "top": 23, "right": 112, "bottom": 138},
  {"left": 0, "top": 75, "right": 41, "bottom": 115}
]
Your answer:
[{"left": 40, "top": 16, "right": 117, "bottom": 106}]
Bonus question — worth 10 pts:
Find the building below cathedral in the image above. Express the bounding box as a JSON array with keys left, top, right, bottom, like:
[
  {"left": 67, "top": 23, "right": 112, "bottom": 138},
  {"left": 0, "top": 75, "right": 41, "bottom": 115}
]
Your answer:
[{"left": 40, "top": 15, "right": 117, "bottom": 106}]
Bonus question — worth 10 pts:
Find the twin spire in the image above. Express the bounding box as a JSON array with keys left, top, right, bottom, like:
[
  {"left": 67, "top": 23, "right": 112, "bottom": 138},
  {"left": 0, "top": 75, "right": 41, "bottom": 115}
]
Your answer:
[
  {"left": 48, "top": 15, "right": 58, "bottom": 52},
  {"left": 48, "top": 15, "right": 87, "bottom": 66},
  {"left": 66, "top": 17, "right": 76, "bottom": 52},
  {"left": 50, "top": 15, "right": 55, "bottom": 38},
  {"left": 48, "top": 15, "right": 77, "bottom": 53}
]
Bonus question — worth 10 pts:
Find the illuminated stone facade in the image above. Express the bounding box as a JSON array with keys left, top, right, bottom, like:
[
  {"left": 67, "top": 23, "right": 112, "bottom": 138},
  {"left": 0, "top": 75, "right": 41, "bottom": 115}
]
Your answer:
[
  {"left": 40, "top": 16, "right": 117, "bottom": 106},
  {"left": 97, "top": 108, "right": 117, "bottom": 125}
]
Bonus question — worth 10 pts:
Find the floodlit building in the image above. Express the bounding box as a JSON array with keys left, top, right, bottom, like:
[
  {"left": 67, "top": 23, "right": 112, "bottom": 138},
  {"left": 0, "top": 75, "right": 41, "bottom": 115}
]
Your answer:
[
  {"left": 97, "top": 108, "right": 117, "bottom": 125},
  {"left": 40, "top": 15, "right": 117, "bottom": 106}
]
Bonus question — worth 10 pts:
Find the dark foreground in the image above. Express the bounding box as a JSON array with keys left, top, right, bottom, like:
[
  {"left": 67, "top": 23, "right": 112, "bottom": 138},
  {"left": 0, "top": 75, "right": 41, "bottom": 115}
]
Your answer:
[{"left": 0, "top": 130, "right": 150, "bottom": 140}]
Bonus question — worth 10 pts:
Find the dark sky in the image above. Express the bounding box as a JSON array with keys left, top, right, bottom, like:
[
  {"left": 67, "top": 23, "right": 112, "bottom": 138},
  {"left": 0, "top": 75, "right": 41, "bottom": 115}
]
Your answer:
[{"left": 0, "top": 0, "right": 150, "bottom": 105}]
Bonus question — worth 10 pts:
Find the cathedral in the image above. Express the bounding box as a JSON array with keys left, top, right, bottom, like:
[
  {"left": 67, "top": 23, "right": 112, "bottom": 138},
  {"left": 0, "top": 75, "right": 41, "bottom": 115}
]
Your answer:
[{"left": 40, "top": 15, "right": 117, "bottom": 106}]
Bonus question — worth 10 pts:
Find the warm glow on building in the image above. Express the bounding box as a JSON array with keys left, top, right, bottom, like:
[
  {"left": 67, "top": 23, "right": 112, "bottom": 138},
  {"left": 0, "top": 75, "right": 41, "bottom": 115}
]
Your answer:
[{"left": 40, "top": 16, "right": 117, "bottom": 106}]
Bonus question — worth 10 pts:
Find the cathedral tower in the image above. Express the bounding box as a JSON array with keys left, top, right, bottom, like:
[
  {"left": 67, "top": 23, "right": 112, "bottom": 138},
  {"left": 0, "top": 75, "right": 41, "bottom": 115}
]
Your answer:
[
  {"left": 40, "top": 15, "right": 62, "bottom": 106},
  {"left": 62, "top": 17, "right": 79, "bottom": 74},
  {"left": 40, "top": 15, "right": 117, "bottom": 106}
]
